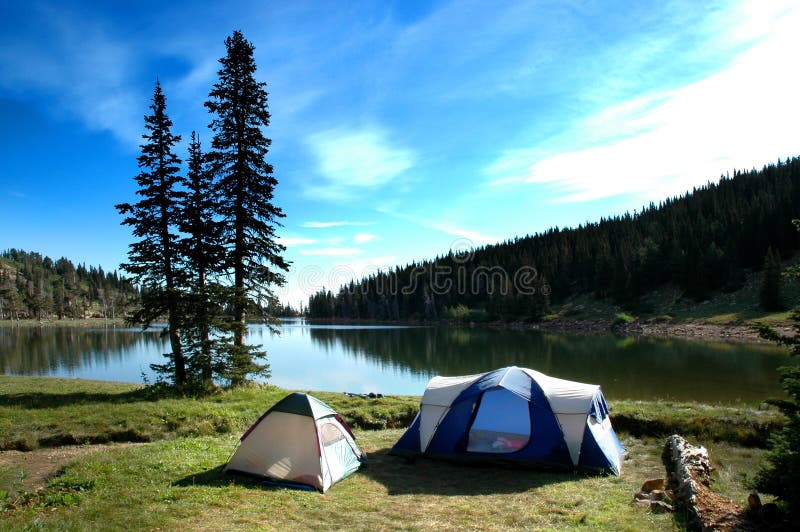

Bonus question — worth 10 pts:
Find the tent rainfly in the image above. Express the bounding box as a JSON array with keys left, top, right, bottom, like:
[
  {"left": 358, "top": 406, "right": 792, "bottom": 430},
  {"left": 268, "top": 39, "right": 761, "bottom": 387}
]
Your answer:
[
  {"left": 390, "top": 366, "right": 625, "bottom": 474},
  {"left": 226, "top": 393, "right": 365, "bottom": 492}
]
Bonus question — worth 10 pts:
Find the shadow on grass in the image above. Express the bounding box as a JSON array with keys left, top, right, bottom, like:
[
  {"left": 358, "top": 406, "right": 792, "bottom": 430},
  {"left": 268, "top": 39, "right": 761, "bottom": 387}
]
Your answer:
[
  {"left": 173, "top": 448, "right": 584, "bottom": 496},
  {"left": 359, "top": 447, "right": 585, "bottom": 496},
  {"left": 173, "top": 465, "right": 302, "bottom": 492},
  {"left": 174, "top": 465, "right": 235, "bottom": 488},
  {"left": 0, "top": 388, "right": 178, "bottom": 409}
]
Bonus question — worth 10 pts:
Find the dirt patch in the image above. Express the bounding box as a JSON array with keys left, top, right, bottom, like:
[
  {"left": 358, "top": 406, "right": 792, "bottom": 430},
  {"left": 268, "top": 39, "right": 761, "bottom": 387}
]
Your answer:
[{"left": 0, "top": 443, "right": 144, "bottom": 495}]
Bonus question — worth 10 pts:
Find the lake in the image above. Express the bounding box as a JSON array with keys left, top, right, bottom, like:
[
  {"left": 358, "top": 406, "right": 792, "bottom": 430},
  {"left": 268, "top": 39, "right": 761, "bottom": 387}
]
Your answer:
[{"left": 0, "top": 319, "right": 791, "bottom": 404}]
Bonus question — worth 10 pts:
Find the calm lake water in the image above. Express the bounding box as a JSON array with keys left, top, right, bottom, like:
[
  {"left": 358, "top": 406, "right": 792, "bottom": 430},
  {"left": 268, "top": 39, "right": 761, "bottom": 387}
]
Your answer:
[{"left": 0, "top": 319, "right": 791, "bottom": 404}]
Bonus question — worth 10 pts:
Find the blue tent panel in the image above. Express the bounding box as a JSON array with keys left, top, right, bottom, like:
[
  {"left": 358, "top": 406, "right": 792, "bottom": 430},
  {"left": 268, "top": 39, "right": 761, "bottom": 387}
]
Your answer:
[
  {"left": 389, "top": 366, "right": 624, "bottom": 474},
  {"left": 426, "top": 395, "right": 479, "bottom": 454},
  {"left": 390, "top": 412, "right": 421, "bottom": 454},
  {"left": 578, "top": 423, "right": 623, "bottom": 475}
]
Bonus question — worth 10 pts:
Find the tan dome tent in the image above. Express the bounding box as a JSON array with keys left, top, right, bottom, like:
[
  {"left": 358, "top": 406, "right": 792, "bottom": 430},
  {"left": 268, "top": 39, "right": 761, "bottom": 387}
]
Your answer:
[{"left": 225, "top": 393, "right": 365, "bottom": 492}]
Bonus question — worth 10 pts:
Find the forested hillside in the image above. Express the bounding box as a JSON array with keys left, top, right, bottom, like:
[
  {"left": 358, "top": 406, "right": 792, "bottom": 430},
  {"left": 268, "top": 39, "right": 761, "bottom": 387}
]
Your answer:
[
  {"left": 0, "top": 249, "right": 138, "bottom": 320},
  {"left": 308, "top": 157, "right": 800, "bottom": 320}
]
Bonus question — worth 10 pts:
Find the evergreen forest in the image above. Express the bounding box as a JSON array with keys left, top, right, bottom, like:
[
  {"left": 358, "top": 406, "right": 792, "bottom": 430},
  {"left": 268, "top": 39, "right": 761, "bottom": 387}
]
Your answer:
[
  {"left": 307, "top": 157, "right": 800, "bottom": 320},
  {"left": 0, "top": 249, "right": 138, "bottom": 320}
]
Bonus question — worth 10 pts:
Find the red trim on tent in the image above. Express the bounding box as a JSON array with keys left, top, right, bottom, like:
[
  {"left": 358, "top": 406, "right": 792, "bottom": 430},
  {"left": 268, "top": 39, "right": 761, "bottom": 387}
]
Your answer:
[
  {"left": 334, "top": 414, "right": 357, "bottom": 440},
  {"left": 332, "top": 415, "right": 362, "bottom": 458}
]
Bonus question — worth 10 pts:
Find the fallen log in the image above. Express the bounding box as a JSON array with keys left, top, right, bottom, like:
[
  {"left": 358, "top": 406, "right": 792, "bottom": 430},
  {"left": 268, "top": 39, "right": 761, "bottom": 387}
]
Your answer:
[{"left": 661, "top": 434, "right": 753, "bottom": 531}]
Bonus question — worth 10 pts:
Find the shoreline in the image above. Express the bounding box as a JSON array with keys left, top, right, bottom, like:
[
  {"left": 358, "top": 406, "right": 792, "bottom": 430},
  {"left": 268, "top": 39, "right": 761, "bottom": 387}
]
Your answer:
[
  {"left": 2, "top": 316, "right": 792, "bottom": 344},
  {"left": 304, "top": 316, "right": 792, "bottom": 344},
  {"left": 529, "top": 318, "right": 794, "bottom": 344},
  {"left": 0, "top": 318, "right": 129, "bottom": 328}
]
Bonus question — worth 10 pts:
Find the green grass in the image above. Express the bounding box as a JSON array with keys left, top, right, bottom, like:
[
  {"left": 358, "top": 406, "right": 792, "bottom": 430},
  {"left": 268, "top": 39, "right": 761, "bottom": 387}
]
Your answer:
[
  {"left": 0, "top": 377, "right": 784, "bottom": 452},
  {"left": 611, "top": 400, "right": 785, "bottom": 448},
  {"left": 0, "top": 433, "right": 765, "bottom": 531},
  {"left": 704, "top": 441, "right": 767, "bottom": 504},
  {"left": 0, "top": 376, "right": 772, "bottom": 529},
  {"left": 612, "top": 312, "right": 637, "bottom": 326},
  {"left": 0, "top": 433, "right": 684, "bottom": 531},
  {"left": 0, "top": 377, "right": 419, "bottom": 451},
  {"left": 550, "top": 268, "right": 800, "bottom": 328},
  {"left": 636, "top": 272, "right": 800, "bottom": 327}
]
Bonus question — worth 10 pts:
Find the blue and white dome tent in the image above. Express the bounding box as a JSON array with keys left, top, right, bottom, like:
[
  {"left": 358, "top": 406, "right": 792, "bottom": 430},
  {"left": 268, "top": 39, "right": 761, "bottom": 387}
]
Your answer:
[{"left": 390, "top": 366, "right": 625, "bottom": 474}]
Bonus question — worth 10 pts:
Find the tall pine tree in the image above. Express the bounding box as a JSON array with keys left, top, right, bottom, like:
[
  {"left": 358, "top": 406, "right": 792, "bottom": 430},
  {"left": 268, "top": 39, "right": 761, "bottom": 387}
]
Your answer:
[
  {"left": 116, "top": 80, "right": 187, "bottom": 386},
  {"left": 756, "top": 220, "right": 800, "bottom": 518},
  {"left": 760, "top": 247, "right": 784, "bottom": 311},
  {"left": 205, "top": 31, "right": 288, "bottom": 385},
  {"left": 178, "top": 132, "right": 226, "bottom": 388}
]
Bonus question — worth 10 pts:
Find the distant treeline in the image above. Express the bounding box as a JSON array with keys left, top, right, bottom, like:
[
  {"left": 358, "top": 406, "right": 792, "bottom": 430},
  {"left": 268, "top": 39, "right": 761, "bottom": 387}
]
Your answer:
[
  {"left": 308, "top": 157, "right": 800, "bottom": 320},
  {"left": 0, "top": 249, "right": 302, "bottom": 321},
  {"left": 0, "top": 249, "right": 138, "bottom": 320}
]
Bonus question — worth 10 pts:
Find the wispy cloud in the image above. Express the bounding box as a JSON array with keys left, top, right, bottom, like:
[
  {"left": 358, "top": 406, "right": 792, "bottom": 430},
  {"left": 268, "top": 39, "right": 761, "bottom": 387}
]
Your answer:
[
  {"left": 427, "top": 222, "right": 500, "bottom": 246},
  {"left": 277, "top": 237, "right": 316, "bottom": 246},
  {"left": 486, "top": 3, "right": 800, "bottom": 203},
  {"left": 305, "top": 127, "right": 414, "bottom": 200},
  {"left": 353, "top": 233, "right": 377, "bottom": 244},
  {"left": 302, "top": 221, "right": 375, "bottom": 229},
  {"left": 0, "top": 4, "right": 144, "bottom": 146},
  {"left": 300, "top": 248, "right": 363, "bottom": 256},
  {"left": 7, "top": 190, "right": 30, "bottom": 200},
  {"left": 378, "top": 207, "right": 500, "bottom": 246}
]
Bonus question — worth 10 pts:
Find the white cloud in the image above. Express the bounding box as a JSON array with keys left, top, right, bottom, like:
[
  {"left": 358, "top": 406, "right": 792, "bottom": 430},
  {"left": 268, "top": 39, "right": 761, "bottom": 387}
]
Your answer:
[
  {"left": 428, "top": 222, "right": 500, "bottom": 246},
  {"left": 486, "top": 2, "right": 800, "bottom": 203},
  {"left": 0, "top": 4, "right": 144, "bottom": 146},
  {"left": 305, "top": 127, "right": 414, "bottom": 200},
  {"left": 302, "top": 221, "right": 375, "bottom": 229},
  {"left": 300, "top": 248, "right": 363, "bottom": 256},
  {"left": 353, "top": 233, "right": 377, "bottom": 244},
  {"left": 377, "top": 207, "right": 501, "bottom": 246},
  {"left": 277, "top": 237, "right": 316, "bottom": 246}
]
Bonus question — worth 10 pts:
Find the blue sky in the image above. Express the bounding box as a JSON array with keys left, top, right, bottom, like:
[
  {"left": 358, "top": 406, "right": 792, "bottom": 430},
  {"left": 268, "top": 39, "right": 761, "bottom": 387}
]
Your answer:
[{"left": 1, "top": 0, "right": 799, "bottom": 308}]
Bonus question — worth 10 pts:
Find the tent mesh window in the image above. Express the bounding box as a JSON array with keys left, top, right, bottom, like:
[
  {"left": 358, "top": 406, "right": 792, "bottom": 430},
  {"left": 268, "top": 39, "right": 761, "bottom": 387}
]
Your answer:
[
  {"left": 320, "top": 422, "right": 346, "bottom": 445},
  {"left": 466, "top": 389, "right": 531, "bottom": 453}
]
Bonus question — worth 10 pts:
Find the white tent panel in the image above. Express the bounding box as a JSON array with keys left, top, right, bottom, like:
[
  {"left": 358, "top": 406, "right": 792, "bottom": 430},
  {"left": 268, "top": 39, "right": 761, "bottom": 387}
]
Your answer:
[
  {"left": 588, "top": 415, "right": 622, "bottom": 474},
  {"left": 226, "top": 411, "right": 323, "bottom": 489},
  {"left": 318, "top": 418, "right": 362, "bottom": 492},
  {"left": 523, "top": 368, "right": 598, "bottom": 414},
  {"left": 554, "top": 412, "right": 588, "bottom": 465},
  {"left": 420, "top": 404, "right": 450, "bottom": 452},
  {"left": 307, "top": 395, "right": 338, "bottom": 420},
  {"left": 422, "top": 373, "right": 483, "bottom": 406},
  {"left": 419, "top": 373, "right": 482, "bottom": 452}
]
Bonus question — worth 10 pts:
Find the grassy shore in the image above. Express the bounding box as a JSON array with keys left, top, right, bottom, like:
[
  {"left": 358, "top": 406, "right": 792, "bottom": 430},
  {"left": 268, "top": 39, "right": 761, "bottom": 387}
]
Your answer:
[
  {"left": 0, "top": 318, "right": 129, "bottom": 328},
  {"left": 0, "top": 376, "right": 779, "bottom": 530},
  {"left": 0, "top": 377, "right": 782, "bottom": 452}
]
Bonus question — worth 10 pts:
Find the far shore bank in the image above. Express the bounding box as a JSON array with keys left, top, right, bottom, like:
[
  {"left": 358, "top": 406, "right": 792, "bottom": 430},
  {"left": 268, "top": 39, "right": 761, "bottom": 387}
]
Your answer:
[
  {"left": 2, "top": 315, "right": 793, "bottom": 344},
  {"left": 304, "top": 316, "right": 794, "bottom": 344},
  {"left": 0, "top": 318, "right": 129, "bottom": 328}
]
